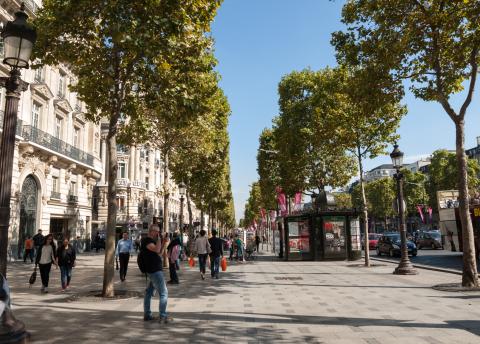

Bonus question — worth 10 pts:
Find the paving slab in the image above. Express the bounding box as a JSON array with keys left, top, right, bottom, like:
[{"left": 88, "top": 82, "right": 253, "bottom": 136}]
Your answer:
[{"left": 4, "top": 250, "right": 480, "bottom": 343}]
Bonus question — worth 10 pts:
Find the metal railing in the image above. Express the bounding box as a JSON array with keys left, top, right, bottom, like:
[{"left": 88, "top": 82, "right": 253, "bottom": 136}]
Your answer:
[
  {"left": 21, "top": 125, "right": 95, "bottom": 166},
  {"left": 51, "top": 191, "right": 61, "bottom": 199},
  {"left": 24, "top": 0, "right": 39, "bottom": 13},
  {"left": 68, "top": 194, "right": 78, "bottom": 204}
]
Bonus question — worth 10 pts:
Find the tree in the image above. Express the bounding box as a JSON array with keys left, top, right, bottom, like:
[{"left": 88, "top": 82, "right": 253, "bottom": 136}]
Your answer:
[
  {"left": 366, "top": 178, "right": 396, "bottom": 230},
  {"left": 330, "top": 66, "right": 405, "bottom": 266},
  {"left": 427, "top": 150, "right": 480, "bottom": 213},
  {"left": 257, "top": 128, "right": 280, "bottom": 210},
  {"left": 333, "top": 192, "right": 352, "bottom": 209},
  {"left": 273, "top": 69, "right": 357, "bottom": 198},
  {"left": 402, "top": 169, "right": 428, "bottom": 218},
  {"left": 33, "top": 0, "right": 222, "bottom": 296},
  {"left": 244, "top": 182, "right": 262, "bottom": 227},
  {"left": 332, "top": 0, "right": 480, "bottom": 286}
]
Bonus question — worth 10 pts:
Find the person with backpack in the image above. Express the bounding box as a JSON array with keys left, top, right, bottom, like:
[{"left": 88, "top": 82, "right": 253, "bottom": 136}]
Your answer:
[
  {"left": 115, "top": 231, "right": 133, "bottom": 282},
  {"left": 139, "top": 225, "right": 172, "bottom": 324},
  {"left": 208, "top": 229, "right": 223, "bottom": 279},
  {"left": 57, "top": 238, "right": 76, "bottom": 291},
  {"left": 167, "top": 232, "right": 181, "bottom": 284},
  {"left": 32, "top": 229, "right": 44, "bottom": 258}
]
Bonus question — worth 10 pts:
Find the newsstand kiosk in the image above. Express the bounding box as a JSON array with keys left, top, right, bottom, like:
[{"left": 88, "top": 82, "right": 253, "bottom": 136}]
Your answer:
[{"left": 283, "top": 210, "right": 362, "bottom": 261}]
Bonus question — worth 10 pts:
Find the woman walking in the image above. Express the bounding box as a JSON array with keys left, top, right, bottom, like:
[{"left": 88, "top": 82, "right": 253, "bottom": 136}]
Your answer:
[
  {"left": 35, "top": 234, "right": 58, "bottom": 293},
  {"left": 194, "top": 230, "right": 211, "bottom": 280},
  {"left": 57, "top": 238, "right": 76, "bottom": 291},
  {"left": 167, "top": 232, "right": 181, "bottom": 284}
]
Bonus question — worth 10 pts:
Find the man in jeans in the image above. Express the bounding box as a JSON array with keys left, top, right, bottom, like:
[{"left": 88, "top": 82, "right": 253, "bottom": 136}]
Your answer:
[
  {"left": 141, "top": 224, "right": 172, "bottom": 324},
  {"left": 208, "top": 229, "right": 224, "bottom": 279}
]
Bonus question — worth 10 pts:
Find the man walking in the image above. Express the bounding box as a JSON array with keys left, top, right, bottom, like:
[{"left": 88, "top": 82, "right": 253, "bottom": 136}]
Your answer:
[
  {"left": 32, "top": 229, "right": 44, "bottom": 258},
  {"left": 208, "top": 229, "right": 224, "bottom": 279},
  {"left": 142, "top": 225, "right": 172, "bottom": 324},
  {"left": 115, "top": 231, "right": 133, "bottom": 282}
]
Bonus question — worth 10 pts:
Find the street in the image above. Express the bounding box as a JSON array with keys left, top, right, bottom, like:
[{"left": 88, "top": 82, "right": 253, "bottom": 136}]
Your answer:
[
  {"left": 6, "top": 249, "right": 480, "bottom": 343},
  {"left": 367, "top": 247, "right": 480, "bottom": 273}
]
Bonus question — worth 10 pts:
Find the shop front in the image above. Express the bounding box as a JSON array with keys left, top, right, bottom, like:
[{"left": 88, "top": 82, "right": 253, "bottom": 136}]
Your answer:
[{"left": 284, "top": 210, "right": 361, "bottom": 261}]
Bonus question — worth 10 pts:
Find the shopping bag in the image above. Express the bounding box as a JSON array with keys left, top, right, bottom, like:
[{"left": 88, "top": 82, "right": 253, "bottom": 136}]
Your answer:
[
  {"left": 29, "top": 265, "right": 37, "bottom": 286},
  {"left": 188, "top": 256, "right": 195, "bottom": 268},
  {"left": 221, "top": 257, "right": 227, "bottom": 272}
]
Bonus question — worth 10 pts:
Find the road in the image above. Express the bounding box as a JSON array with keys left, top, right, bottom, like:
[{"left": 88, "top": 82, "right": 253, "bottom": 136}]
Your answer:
[{"left": 366, "top": 247, "right": 480, "bottom": 272}]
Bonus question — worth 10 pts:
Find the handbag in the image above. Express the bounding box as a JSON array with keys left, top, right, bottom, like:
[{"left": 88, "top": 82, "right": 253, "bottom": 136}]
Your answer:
[
  {"left": 221, "top": 257, "right": 227, "bottom": 272},
  {"left": 116, "top": 258, "right": 119, "bottom": 270},
  {"left": 29, "top": 265, "right": 37, "bottom": 286},
  {"left": 188, "top": 256, "right": 195, "bottom": 267}
]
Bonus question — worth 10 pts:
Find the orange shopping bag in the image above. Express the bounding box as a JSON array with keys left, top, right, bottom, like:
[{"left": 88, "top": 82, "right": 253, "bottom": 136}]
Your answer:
[
  {"left": 188, "top": 256, "right": 196, "bottom": 268},
  {"left": 221, "top": 257, "right": 227, "bottom": 272}
]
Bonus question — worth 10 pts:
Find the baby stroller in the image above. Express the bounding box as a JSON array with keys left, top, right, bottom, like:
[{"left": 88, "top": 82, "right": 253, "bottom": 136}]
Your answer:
[{"left": 245, "top": 246, "right": 256, "bottom": 261}]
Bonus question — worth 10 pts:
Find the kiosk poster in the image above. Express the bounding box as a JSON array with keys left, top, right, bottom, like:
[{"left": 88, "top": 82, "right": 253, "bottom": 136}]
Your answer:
[{"left": 288, "top": 219, "right": 310, "bottom": 254}]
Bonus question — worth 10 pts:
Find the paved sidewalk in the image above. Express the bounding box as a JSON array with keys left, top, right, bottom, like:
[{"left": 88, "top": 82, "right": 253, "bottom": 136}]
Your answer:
[{"left": 6, "top": 250, "right": 480, "bottom": 343}]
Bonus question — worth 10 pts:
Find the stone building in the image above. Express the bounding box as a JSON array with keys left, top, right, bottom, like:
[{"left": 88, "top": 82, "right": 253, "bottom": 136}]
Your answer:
[{"left": 0, "top": 1, "right": 103, "bottom": 257}]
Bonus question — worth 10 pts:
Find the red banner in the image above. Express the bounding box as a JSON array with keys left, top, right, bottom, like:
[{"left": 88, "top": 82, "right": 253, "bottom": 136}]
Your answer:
[
  {"left": 417, "top": 205, "right": 425, "bottom": 223},
  {"left": 276, "top": 187, "right": 287, "bottom": 216},
  {"left": 293, "top": 192, "right": 302, "bottom": 212}
]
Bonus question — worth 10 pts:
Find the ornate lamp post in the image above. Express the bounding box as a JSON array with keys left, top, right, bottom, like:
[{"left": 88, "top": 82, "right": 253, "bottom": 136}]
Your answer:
[
  {"left": 390, "top": 144, "right": 418, "bottom": 275},
  {"left": 0, "top": 3, "right": 37, "bottom": 277},
  {"left": 0, "top": 3, "right": 36, "bottom": 341}
]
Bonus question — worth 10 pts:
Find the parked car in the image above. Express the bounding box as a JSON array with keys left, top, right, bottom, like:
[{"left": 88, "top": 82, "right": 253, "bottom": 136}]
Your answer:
[
  {"left": 361, "top": 233, "right": 383, "bottom": 250},
  {"left": 416, "top": 231, "right": 443, "bottom": 250},
  {"left": 376, "top": 232, "right": 417, "bottom": 257}
]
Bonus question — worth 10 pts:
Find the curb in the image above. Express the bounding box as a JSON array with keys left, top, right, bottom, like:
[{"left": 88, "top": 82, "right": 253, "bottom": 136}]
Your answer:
[{"left": 368, "top": 256, "right": 462, "bottom": 276}]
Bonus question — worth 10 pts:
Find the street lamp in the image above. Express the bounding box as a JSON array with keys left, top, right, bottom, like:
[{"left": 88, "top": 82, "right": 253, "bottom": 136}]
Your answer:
[
  {"left": 0, "top": 3, "right": 36, "bottom": 341},
  {"left": 390, "top": 144, "right": 418, "bottom": 275},
  {"left": 178, "top": 181, "right": 186, "bottom": 245}
]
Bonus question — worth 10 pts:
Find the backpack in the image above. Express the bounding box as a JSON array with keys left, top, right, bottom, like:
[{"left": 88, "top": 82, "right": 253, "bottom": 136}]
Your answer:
[{"left": 137, "top": 249, "right": 146, "bottom": 273}]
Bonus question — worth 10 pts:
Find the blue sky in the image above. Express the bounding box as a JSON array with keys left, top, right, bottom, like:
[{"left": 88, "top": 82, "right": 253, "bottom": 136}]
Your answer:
[{"left": 211, "top": 0, "right": 480, "bottom": 222}]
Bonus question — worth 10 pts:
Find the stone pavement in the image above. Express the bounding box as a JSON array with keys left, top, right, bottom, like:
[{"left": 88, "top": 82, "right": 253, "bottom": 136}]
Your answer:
[{"left": 6, "top": 249, "right": 480, "bottom": 343}]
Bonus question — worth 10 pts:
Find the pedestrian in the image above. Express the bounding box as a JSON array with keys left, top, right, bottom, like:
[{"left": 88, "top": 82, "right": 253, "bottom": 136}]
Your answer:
[
  {"left": 35, "top": 234, "right": 58, "bottom": 293},
  {"left": 115, "top": 231, "right": 133, "bottom": 282},
  {"left": 235, "top": 235, "right": 244, "bottom": 261},
  {"left": 167, "top": 232, "right": 181, "bottom": 284},
  {"left": 228, "top": 236, "right": 234, "bottom": 261},
  {"left": 32, "top": 229, "right": 44, "bottom": 258},
  {"left": 94, "top": 232, "right": 101, "bottom": 253},
  {"left": 208, "top": 229, "right": 223, "bottom": 279},
  {"left": 57, "top": 238, "right": 76, "bottom": 291},
  {"left": 142, "top": 225, "right": 172, "bottom": 323},
  {"left": 255, "top": 234, "right": 260, "bottom": 252},
  {"left": 134, "top": 236, "right": 141, "bottom": 253},
  {"left": 23, "top": 235, "right": 34, "bottom": 263},
  {"left": 194, "top": 229, "right": 211, "bottom": 280}
]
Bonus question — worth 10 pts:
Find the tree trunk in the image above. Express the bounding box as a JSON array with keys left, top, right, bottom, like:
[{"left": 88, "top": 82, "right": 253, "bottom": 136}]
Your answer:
[
  {"left": 200, "top": 205, "right": 205, "bottom": 231},
  {"left": 186, "top": 191, "right": 193, "bottom": 228},
  {"left": 357, "top": 147, "right": 370, "bottom": 267},
  {"left": 102, "top": 120, "right": 119, "bottom": 297},
  {"left": 162, "top": 152, "right": 169, "bottom": 268},
  {"left": 455, "top": 119, "right": 479, "bottom": 287}
]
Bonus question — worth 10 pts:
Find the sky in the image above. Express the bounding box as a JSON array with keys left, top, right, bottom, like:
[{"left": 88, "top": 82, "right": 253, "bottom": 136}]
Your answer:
[{"left": 210, "top": 0, "right": 480, "bottom": 223}]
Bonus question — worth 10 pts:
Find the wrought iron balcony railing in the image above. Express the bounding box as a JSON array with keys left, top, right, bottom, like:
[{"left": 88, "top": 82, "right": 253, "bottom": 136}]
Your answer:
[
  {"left": 21, "top": 125, "right": 95, "bottom": 166},
  {"left": 68, "top": 194, "right": 78, "bottom": 204},
  {"left": 51, "top": 191, "right": 61, "bottom": 200}
]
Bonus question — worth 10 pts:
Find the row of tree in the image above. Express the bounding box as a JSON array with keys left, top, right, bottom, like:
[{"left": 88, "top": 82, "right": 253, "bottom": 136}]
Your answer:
[
  {"left": 246, "top": 0, "right": 480, "bottom": 287},
  {"left": 32, "top": 0, "right": 234, "bottom": 297}
]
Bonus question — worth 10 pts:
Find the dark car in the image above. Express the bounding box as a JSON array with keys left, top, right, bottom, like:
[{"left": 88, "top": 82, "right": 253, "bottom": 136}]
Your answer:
[
  {"left": 417, "top": 231, "right": 443, "bottom": 250},
  {"left": 376, "top": 233, "right": 417, "bottom": 257},
  {"left": 361, "top": 233, "right": 383, "bottom": 250}
]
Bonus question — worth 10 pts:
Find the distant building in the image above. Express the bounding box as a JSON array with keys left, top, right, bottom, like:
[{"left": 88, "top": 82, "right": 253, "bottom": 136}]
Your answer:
[
  {"left": 363, "top": 164, "right": 396, "bottom": 182},
  {"left": 404, "top": 158, "right": 431, "bottom": 174},
  {"left": 466, "top": 136, "right": 480, "bottom": 164}
]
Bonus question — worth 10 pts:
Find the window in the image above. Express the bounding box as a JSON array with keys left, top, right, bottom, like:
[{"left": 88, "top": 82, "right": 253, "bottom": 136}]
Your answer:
[
  {"left": 31, "top": 103, "right": 41, "bottom": 128},
  {"left": 52, "top": 177, "right": 59, "bottom": 192},
  {"left": 55, "top": 116, "right": 63, "bottom": 139},
  {"left": 73, "top": 127, "right": 80, "bottom": 147},
  {"left": 118, "top": 162, "right": 126, "bottom": 178},
  {"left": 34, "top": 67, "right": 43, "bottom": 82},
  {"left": 69, "top": 181, "right": 76, "bottom": 195},
  {"left": 145, "top": 177, "right": 149, "bottom": 190},
  {"left": 58, "top": 72, "right": 66, "bottom": 98}
]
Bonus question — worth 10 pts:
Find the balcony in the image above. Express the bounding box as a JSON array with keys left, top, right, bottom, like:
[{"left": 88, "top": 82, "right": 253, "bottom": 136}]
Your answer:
[
  {"left": 116, "top": 178, "right": 129, "bottom": 187},
  {"left": 131, "top": 180, "right": 146, "bottom": 189},
  {"left": 68, "top": 194, "right": 78, "bottom": 204},
  {"left": 51, "top": 191, "right": 61, "bottom": 200},
  {"left": 21, "top": 125, "right": 95, "bottom": 167},
  {"left": 24, "top": 0, "right": 39, "bottom": 13}
]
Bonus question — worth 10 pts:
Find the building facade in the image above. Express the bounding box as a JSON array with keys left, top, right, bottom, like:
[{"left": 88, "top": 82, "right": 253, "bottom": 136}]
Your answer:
[
  {"left": 94, "top": 141, "right": 203, "bottom": 238},
  {"left": 1, "top": 1, "right": 104, "bottom": 258}
]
